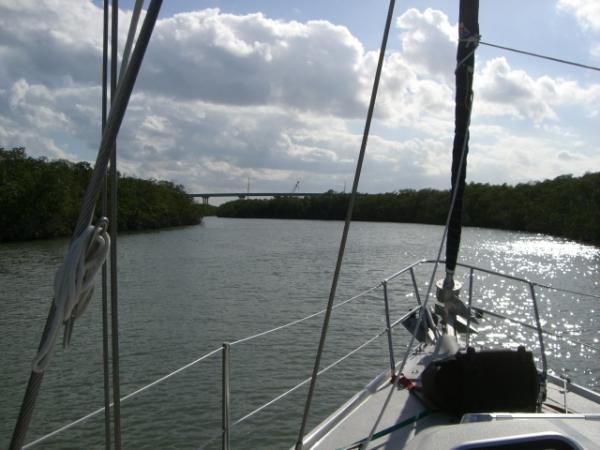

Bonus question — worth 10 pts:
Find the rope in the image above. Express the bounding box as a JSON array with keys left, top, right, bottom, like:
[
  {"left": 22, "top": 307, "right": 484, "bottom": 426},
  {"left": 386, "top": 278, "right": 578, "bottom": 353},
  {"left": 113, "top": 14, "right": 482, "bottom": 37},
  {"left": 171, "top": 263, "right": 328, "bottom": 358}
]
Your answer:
[
  {"left": 32, "top": 219, "right": 110, "bottom": 372},
  {"left": 10, "top": 3, "right": 163, "bottom": 448},
  {"left": 338, "top": 410, "right": 432, "bottom": 450},
  {"left": 456, "top": 35, "right": 481, "bottom": 70},
  {"left": 480, "top": 41, "right": 600, "bottom": 73},
  {"left": 295, "top": 2, "right": 396, "bottom": 447}
]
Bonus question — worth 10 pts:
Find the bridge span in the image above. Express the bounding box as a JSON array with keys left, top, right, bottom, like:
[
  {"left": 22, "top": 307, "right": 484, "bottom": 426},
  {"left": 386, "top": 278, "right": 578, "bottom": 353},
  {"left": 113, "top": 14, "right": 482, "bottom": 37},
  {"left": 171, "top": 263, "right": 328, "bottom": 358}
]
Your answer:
[{"left": 191, "top": 192, "right": 325, "bottom": 205}]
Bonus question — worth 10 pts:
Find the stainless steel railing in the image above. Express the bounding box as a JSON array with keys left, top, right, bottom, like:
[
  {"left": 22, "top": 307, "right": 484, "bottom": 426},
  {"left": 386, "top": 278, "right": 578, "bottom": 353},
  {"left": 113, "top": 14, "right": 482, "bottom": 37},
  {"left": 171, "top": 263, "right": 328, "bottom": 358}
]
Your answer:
[{"left": 23, "top": 260, "right": 599, "bottom": 449}]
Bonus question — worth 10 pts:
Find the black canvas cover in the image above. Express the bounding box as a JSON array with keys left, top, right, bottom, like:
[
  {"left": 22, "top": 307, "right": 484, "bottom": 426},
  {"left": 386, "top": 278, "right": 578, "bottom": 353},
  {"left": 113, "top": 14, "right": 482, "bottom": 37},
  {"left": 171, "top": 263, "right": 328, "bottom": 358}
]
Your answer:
[{"left": 421, "top": 346, "right": 540, "bottom": 415}]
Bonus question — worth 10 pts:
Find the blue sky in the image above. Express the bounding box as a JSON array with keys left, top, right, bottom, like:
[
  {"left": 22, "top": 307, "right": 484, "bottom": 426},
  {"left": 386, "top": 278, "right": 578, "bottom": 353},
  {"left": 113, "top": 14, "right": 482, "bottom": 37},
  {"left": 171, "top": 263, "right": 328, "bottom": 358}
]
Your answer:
[{"left": 2, "top": 1, "right": 599, "bottom": 196}]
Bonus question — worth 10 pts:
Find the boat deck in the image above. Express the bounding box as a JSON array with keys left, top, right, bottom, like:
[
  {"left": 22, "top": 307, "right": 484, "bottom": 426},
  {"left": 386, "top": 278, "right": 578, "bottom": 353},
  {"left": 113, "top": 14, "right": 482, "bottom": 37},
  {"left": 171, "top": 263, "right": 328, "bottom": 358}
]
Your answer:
[
  {"left": 304, "top": 346, "right": 600, "bottom": 450},
  {"left": 305, "top": 344, "right": 444, "bottom": 449},
  {"left": 313, "top": 378, "right": 449, "bottom": 449}
]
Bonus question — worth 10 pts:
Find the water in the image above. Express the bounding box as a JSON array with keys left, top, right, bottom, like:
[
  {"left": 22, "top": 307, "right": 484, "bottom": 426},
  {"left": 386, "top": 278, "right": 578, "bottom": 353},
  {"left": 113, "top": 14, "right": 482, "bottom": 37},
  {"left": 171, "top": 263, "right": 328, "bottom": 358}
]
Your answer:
[{"left": 1, "top": 218, "right": 599, "bottom": 449}]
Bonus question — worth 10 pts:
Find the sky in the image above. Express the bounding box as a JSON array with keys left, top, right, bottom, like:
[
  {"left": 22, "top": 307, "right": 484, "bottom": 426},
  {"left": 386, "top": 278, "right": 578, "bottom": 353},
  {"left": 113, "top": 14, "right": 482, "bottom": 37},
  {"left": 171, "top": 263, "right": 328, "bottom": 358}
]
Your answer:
[{"left": 1, "top": 0, "right": 599, "bottom": 198}]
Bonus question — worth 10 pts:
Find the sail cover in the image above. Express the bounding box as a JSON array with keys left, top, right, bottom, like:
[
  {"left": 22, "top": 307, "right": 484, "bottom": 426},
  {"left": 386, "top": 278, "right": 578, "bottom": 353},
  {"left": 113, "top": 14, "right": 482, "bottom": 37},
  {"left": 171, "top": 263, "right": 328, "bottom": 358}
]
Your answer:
[{"left": 446, "top": 0, "right": 479, "bottom": 273}]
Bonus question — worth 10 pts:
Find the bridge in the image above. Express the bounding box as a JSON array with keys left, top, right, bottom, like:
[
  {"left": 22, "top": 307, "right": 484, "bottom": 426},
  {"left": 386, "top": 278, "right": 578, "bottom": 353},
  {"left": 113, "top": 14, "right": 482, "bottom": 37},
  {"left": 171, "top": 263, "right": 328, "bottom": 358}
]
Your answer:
[{"left": 190, "top": 192, "right": 325, "bottom": 205}]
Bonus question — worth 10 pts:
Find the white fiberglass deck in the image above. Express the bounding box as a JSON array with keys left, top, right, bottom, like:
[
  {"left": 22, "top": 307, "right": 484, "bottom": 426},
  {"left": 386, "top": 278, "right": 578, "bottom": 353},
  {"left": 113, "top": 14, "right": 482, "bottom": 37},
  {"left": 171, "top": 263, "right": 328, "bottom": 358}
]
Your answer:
[
  {"left": 303, "top": 347, "right": 600, "bottom": 450},
  {"left": 304, "top": 345, "right": 445, "bottom": 449}
]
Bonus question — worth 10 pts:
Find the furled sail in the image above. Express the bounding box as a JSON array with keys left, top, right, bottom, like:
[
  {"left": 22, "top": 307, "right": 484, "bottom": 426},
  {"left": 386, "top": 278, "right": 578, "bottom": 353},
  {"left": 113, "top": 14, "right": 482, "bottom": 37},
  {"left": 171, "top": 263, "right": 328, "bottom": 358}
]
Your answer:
[{"left": 445, "top": 0, "right": 479, "bottom": 279}]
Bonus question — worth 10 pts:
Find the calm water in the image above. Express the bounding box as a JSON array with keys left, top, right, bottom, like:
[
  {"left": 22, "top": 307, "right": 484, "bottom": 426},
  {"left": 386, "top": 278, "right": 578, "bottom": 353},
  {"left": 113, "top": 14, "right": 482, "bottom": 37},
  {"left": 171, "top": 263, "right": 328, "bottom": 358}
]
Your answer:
[{"left": 1, "top": 218, "right": 599, "bottom": 449}]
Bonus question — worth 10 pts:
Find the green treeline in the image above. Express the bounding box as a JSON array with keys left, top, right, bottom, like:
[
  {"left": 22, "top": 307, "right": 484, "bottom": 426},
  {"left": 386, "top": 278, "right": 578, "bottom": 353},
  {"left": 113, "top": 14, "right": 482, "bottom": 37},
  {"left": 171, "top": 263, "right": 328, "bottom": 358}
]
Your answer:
[
  {"left": 0, "top": 147, "right": 206, "bottom": 242},
  {"left": 217, "top": 173, "right": 600, "bottom": 246}
]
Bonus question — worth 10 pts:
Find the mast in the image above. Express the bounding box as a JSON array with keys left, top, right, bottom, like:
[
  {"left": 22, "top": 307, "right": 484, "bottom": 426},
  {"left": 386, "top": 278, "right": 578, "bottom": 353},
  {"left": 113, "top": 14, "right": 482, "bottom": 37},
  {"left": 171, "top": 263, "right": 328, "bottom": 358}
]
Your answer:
[{"left": 444, "top": 0, "right": 479, "bottom": 288}]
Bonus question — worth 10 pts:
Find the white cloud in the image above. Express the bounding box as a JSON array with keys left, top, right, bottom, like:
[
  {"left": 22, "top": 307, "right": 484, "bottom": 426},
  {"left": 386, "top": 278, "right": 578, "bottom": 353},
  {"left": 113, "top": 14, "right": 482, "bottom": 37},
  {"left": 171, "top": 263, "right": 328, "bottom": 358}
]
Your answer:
[
  {"left": 376, "top": 52, "right": 454, "bottom": 134},
  {"left": 470, "top": 124, "right": 600, "bottom": 185},
  {"left": 141, "top": 9, "right": 369, "bottom": 117},
  {"left": 557, "top": 0, "right": 600, "bottom": 32},
  {"left": 475, "top": 57, "right": 600, "bottom": 122},
  {"left": 396, "top": 8, "right": 456, "bottom": 79},
  {"left": 475, "top": 58, "right": 558, "bottom": 123},
  {"left": 1, "top": 1, "right": 599, "bottom": 198},
  {"left": 0, "top": 0, "right": 102, "bottom": 86}
]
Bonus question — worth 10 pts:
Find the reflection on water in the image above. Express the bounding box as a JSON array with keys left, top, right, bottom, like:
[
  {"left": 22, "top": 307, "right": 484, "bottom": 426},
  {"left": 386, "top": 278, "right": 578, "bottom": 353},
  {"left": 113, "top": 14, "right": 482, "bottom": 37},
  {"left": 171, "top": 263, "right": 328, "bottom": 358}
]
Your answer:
[
  {"left": 479, "top": 235, "right": 599, "bottom": 286},
  {"left": 487, "top": 235, "right": 599, "bottom": 259},
  {"left": 452, "top": 229, "right": 599, "bottom": 393},
  {"left": 0, "top": 219, "right": 598, "bottom": 449}
]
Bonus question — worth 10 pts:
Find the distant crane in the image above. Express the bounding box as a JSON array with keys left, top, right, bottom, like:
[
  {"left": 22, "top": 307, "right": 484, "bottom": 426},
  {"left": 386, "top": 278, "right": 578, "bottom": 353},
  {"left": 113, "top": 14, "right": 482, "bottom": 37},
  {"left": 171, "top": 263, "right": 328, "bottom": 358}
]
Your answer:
[{"left": 291, "top": 180, "right": 300, "bottom": 193}]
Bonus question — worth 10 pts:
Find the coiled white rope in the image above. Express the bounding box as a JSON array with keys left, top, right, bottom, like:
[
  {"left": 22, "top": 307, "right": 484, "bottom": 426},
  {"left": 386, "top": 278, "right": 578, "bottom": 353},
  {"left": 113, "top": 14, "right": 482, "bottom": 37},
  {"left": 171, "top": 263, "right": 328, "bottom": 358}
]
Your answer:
[{"left": 32, "top": 218, "right": 110, "bottom": 373}]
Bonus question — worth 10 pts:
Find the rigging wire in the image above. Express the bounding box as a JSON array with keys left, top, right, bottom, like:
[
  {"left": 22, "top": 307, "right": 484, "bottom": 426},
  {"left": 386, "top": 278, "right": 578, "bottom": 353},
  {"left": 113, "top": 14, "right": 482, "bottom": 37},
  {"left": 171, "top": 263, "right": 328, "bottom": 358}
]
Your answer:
[
  {"left": 396, "top": 4, "right": 479, "bottom": 384},
  {"left": 480, "top": 41, "right": 600, "bottom": 72},
  {"left": 100, "top": 1, "right": 112, "bottom": 449},
  {"left": 8, "top": 2, "right": 163, "bottom": 449},
  {"left": 294, "top": 1, "right": 397, "bottom": 448},
  {"left": 109, "top": 2, "right": 123, "bottom": 448}
]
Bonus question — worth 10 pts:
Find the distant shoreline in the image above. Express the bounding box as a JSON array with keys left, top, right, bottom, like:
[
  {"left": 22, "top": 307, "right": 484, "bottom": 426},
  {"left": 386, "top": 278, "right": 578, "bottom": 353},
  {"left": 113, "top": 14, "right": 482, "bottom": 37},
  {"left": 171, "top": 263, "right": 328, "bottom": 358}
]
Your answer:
[
  {"left": 0, "top": 147, "right": 210, "bottom": 243},
  {"left": 215, "top": 172, "right": 600, "bottom": 247}
]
